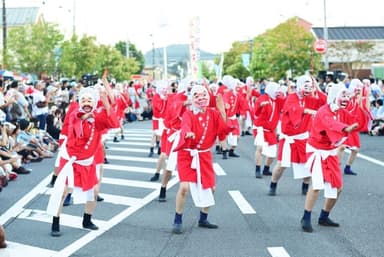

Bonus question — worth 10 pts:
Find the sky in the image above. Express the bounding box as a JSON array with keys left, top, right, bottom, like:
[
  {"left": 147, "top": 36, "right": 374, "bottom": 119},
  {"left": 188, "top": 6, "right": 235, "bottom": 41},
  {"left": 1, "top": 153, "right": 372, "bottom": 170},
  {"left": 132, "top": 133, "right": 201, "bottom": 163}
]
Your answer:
[{"left": 9, "top": 0, "right": 384, "bottom": 54}]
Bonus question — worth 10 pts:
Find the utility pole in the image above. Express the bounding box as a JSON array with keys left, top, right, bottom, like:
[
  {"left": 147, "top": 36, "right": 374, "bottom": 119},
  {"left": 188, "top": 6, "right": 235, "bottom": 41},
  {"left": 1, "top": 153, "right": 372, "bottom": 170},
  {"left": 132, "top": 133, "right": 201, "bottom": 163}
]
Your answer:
[
  {"left": 323, "top": 0, "right": 329, "bottom": 70},
  {"left": 72, "top": 0, "right": 76, "bottom": 36},
  {"left": 2, "top": 0, "right": 7, "bottom": 68}
]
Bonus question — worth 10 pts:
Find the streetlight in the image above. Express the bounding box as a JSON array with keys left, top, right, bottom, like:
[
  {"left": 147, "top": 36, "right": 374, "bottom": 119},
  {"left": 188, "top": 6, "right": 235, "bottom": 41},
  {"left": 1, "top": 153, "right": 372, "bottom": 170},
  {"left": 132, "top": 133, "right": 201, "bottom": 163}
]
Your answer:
[{"left": 150, "top": 34, "right": 155, "bottom": 79}]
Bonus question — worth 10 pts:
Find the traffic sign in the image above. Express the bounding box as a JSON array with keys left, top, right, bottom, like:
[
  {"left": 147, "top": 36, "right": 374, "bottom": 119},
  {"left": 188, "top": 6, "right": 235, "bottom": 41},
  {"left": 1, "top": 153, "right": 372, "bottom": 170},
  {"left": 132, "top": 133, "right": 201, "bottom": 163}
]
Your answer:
[{"left": 314, "top": 39, "right": 328, "bottom": 54}]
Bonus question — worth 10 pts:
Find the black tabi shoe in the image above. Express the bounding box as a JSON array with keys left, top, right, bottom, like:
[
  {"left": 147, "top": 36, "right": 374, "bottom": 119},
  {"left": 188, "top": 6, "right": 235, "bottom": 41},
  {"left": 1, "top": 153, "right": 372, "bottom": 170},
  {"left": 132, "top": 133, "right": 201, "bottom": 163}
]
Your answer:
[
  {"left": 301, "top": 218, "right": 313, "bottom": 233},
  {"left": 318, "top": 217, "right": 340, "bottom": 227},
  {"left": 268, "top": 187, "right": 276, "bottom": 196},
  {"left": 198, "top": 220, "right": 218, "bottom": 229},
  {"left": 344, "top": 170, "right": 357, "bottom": 176},
  {"left": 150, "top": 173, "right": 160, "bottom": 182},
  {"left": 172, "top": 223, "right": 183, "bottom": 234},
  {"left": 255, "top": 170, "right": 262, "bottom": 179},
  {"left": 97, "top": 195, "right": 104, "bottom": 202}
]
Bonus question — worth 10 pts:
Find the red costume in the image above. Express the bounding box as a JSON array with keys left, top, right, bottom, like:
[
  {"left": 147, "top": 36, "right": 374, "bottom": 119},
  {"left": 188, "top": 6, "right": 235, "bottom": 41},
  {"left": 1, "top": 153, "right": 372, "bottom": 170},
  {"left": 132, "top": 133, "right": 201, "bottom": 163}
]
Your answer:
[
  {"left": 175, "top": 108, "right": 231, "bottom": 189},
  {"left": 278, "top": 92, "right": 326, "bottom": 166}
]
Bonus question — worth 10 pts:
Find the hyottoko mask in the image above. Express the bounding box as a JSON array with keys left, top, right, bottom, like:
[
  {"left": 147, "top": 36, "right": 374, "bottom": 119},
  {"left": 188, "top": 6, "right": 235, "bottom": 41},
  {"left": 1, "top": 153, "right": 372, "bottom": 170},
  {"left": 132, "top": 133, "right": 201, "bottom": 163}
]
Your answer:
[
  {"left": 78, "top": 87, "right": 99, "bottom": 113},
  {"left": 296, "top": 75, "right": 314, "bottom": 97},
  {"left": 191, "top": 85, "right": 210, "bottom": 110},
  {"left": 327, "top": 83, "right": 350, "bottom": 111}
]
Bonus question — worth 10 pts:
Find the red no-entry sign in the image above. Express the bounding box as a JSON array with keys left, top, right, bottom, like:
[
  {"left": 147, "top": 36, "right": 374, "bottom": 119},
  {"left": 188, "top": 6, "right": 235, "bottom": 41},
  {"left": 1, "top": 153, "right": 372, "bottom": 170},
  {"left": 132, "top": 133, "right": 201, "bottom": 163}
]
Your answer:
[{"left": 314, "top": 39, "right": 328, "bottom": 54}]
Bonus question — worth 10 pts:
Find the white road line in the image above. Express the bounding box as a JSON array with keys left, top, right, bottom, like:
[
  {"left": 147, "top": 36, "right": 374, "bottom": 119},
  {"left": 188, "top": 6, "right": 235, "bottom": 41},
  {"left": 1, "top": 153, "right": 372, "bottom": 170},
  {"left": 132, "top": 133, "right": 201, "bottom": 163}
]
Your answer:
[
  {"left": 1, "top": 241, "right": 58, "bottom": 257},
  {"left": 344, "top": 149, "right": 384, "bottom": 167},
  {"left": 122, "top": 133, "right": 153, "bottom": 137},
  {"left": 104, "top": 164, "right": 157, "bottom": 174},
  {"left": 106, "top": 141, "right": 149, "bottom": 146},
  {"left": 57, "top": 176, "right": 180, "bottom": 257},
  {"left": 110, "top": 137, "right": 151, "bottom": 141},
  {"left": 106, "top": 147, "right": 149, "bottom": 153},
  {"left": 267, "top": 247, "right": 291, "bottom": 257},
  {"left": 106, "top": 155, "right": 158, "bottom": 163},
  {"left": 122, "top": 129, "right": 152, "bottom": 132},
  {"left": 18, "top": 209, "right": 109, "bottom": 229},
  {"left": 102, "top": 177, "right": 160, "bottom": 189},
  {"left": 0, "top": 176, "right": 51, "bottom": 225},
  {"left": 228, "top": 190, "right": 256, "bottom": 214},
  {"left": 41, "top": 190, "right": 143, "bottom": 207},
  {"left": 213, "top": 163, "right": 226, "bottom": 176}
]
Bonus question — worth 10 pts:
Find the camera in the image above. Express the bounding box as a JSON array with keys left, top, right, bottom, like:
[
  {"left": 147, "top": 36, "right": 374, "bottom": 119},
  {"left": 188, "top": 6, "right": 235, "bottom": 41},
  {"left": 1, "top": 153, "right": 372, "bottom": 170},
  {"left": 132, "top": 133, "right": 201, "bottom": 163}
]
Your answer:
[{"left": 81, "top": 74, "right": 99, "bottom": 87}]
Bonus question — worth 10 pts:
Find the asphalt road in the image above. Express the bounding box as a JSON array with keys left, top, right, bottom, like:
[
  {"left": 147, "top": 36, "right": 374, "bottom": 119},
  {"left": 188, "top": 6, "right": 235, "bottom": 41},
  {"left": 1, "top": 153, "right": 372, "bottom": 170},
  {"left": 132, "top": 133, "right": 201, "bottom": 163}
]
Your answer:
[{"left": 0, "top": 119, "right": 383, "bottom": 257}]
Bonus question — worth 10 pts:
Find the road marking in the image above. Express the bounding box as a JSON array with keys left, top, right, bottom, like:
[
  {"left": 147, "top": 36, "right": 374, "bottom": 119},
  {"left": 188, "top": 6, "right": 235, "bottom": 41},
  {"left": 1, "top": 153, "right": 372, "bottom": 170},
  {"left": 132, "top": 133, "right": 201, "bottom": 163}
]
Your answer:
[
  {"left": 228, "top": 190, "right": 256, "bottom": 214},
  {"left": 1, "top": 241, "right": 58, "bottom": 257},
  {"left": 213, "top": 163, "right": 226, "bottom": 176},
  {"left": 58, "top": 176, "right": 179, "bottom": 257},
  {"left": 345, "top": 149, "right": 384, "bottom": 167},
  {"left": 107, "top": 147, "right": 149, "bottom": 153},
  {"left": 122, "top": 133, "right": 153, "bottom": 137},
  {"left": 106, "top": 141, "right": 149, "bottom": 146},
  {"left": 110, "top": 137, "right": 151, "bottom": 141},
  {"left": 102, "top": 177, "right": 160, "bottom": 189},
  {"left": 19, "top": 209, "right": 109, "bottom": 229},
  {"left": 267, "top": 247, "right": 291, "bottom": 257},
  {"left": 104, "top": 164, "right": 157, "bottom": 174},
  {"left": 0, "top": 176, "right": 51, "bottom": 225},
  {"left": 106, "top": 155, "right": 158, "bottom": 163}
]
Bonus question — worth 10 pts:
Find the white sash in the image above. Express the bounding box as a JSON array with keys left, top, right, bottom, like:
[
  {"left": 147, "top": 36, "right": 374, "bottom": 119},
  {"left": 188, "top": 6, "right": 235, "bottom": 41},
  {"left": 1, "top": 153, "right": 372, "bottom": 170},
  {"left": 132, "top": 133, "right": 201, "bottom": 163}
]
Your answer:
[
  {"left": 280, "top": 132, "right": 308, "bottom": 167},
  {"left": 305, "top": 143, "right": 338, "bottom": 198},
  {"left": 46, "top": 145, "right": 94, "bottom": 216},
  {"left": 186, "top": 148, "right": 215, "bottom": 208},
  {"left": 166, "top": 130, "right": 180, "bottom": 172}
]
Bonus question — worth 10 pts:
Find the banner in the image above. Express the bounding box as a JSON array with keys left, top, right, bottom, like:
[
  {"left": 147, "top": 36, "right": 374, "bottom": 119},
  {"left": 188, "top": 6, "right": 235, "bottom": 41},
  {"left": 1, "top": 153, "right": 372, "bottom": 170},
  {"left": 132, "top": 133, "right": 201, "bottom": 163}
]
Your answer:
[{"left": 189, "top": 16, "right": 201, "bottom": 80}]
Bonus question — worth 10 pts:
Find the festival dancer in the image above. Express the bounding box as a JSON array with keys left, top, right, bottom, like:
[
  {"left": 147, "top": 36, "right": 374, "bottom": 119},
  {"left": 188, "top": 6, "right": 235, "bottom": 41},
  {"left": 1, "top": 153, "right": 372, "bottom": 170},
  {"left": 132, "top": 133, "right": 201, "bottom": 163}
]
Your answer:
[
  {"left": 157, "top": 81, "right": 191, "bottom": 202},
  {"left": 47, "top": 85, "right": 118, "bottom": 237},
  {"left": 148, "top": 81, "right": 170, "bottom": 181},
  {"left": 338, "top": 78, "right": 372, "bottom": 175},
  {"left": 222, "top": 77, "right": 241, "bottom": 158},
  {"left": 171, "top": 85, "right": 232, "bottom": 234},
  {"left": 252, "top": 82, "right": 285, "bottom": 178},
  {"left": 300, "top": 83, "right": 360, "bottom": 233},
  {"left": 268, "top": 75, "right": 327, "bottom": 196}
]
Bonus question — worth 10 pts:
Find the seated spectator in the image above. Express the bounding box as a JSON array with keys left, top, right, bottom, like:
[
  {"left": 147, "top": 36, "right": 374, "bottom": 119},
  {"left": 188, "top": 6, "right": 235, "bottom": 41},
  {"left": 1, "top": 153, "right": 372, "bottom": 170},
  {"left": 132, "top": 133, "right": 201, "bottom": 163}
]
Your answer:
[
  {"left": 0, "top": 122, "right": 29, "bottom": 176},
  {"left": 370, "top": 99, "right": 384, "bottom": 135},
  {"left": 16, "top": 119, "right": 53, "bottom": 160}
]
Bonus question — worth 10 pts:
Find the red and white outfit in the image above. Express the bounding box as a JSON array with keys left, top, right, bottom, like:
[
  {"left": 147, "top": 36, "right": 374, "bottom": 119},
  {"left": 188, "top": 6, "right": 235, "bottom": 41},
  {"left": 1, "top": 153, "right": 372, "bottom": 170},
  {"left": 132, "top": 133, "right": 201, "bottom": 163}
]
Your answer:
[
  {"left": 151, "top": 85, "right": 168, "bottom": 137},
  {"left": 222, "top": 81, "right": 241, "bottom": 146},
  {"left": 305, "top": 84, "right": 361, "bottom": 198},
  {"left": 47, "top": 90, "right": 118, "bottom": 216},
  {"left": 174, "top": 85, "right": 233, "bottom": 207},
  {"left": 278, "top": 88, "right": 326, "bottom": 178},
  {"left": 344, "top": 79, "right": 372, "bottom": 150},
  {"left": 252, "top": 83, "right": 285, "bottom": 157}
]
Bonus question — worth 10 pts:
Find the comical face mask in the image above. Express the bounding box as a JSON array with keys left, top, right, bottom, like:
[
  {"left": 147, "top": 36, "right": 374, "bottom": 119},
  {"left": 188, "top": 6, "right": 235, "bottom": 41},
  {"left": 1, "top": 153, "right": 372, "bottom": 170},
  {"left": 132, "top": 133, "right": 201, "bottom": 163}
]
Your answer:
[
  {"left": 337, "top": 90, "right": 350, "bottom": 109},
  {"left": 80, "top": 94, "right": 95, "bottom": 113}
]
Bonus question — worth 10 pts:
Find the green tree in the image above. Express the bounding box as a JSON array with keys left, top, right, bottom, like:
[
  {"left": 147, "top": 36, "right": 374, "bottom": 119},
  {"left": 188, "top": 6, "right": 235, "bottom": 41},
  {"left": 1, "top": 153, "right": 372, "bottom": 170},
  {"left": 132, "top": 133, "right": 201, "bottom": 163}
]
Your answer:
[
  {"left": 250, "top": 17, "right": 321, "bottom": 80},
  {"left": 57, "top": 34, "right": 99, "bottom": 79},
  {"left": 114, "top": 40, "right": 145, "bottom": 72},
  {"left": 95, "top": 44, "right": 140, "bottom": 81},
  {"left": 6, "top": 23, "right": 64, "bottom": 77},
  {"left": 222, "top": 41, "right": 251, "bottom": 79},
  {"left": 201, "top": 61, "right": 216, "bottom": 81}
]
